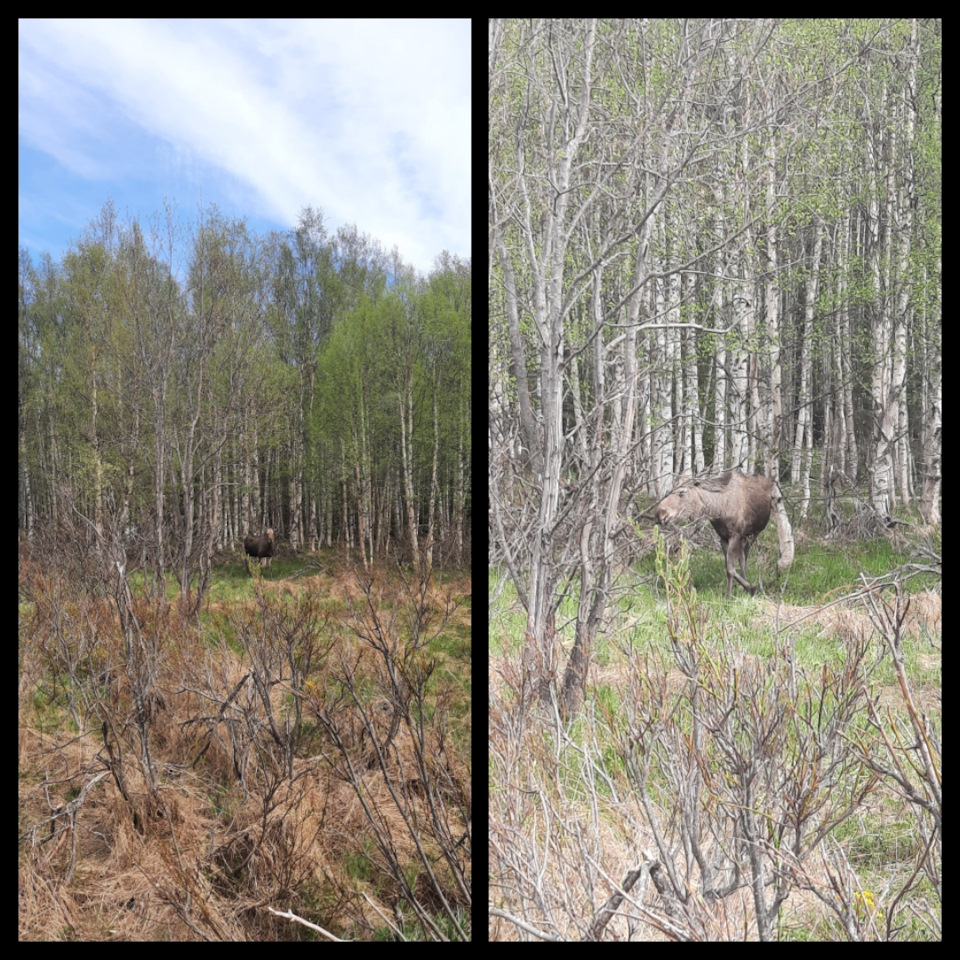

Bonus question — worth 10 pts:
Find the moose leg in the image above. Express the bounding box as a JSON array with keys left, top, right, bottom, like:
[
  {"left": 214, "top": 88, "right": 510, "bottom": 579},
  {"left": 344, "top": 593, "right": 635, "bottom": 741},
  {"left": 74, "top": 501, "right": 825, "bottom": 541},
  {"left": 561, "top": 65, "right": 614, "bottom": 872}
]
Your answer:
[
  {"left": 724, "top": 534, "right": 757, "bottom": 595},
  {"left": 719, "top": 536, "right": 734, "bottom": 596}
]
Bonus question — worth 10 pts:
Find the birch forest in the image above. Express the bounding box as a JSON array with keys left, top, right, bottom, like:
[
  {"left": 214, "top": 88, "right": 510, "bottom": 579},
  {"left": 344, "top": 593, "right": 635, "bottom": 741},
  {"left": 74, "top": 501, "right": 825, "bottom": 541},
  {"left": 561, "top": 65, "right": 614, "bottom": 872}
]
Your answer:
[
  {"left": 490, "top": 18, "right": 939, "bottom": 702},
  {"left": 20, "top": 203, "right": 473, "bottom": 940},
  {"left": 19, "top": 203, "right": 472, "bottom": 600},
  {"left": 489, "top": 19, "right": 940, "bottom": 941}
]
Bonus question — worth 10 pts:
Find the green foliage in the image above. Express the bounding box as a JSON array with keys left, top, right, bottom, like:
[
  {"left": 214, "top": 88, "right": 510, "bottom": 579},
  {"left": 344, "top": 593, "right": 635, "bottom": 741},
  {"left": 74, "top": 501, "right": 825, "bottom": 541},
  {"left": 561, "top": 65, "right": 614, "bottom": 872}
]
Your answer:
[{"left": 19, "top": 201, "right": 470, "bottom": 577}]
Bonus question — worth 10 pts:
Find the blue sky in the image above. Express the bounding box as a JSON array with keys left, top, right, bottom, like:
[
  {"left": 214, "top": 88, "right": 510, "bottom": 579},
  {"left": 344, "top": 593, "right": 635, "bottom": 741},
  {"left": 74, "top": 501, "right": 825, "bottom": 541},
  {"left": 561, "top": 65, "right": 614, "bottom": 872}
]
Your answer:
[{"left": 19, "top": 19, "right": 470, "bottom": 277}]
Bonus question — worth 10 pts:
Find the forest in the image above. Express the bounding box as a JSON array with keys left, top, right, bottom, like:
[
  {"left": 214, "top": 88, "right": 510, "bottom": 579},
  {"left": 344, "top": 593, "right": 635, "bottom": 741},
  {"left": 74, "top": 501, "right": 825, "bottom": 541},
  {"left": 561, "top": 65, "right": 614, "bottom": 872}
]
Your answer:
[
  {"left": 19, "top": 201, "right": 472, "bottom": 602},
  {"left": 489, "top": 19, "right": 940, "bottom": 942},
  {"left": 490, "top": 17, "right": 939, "bottom": 710},
  {"left": 19, "top": 202, "right": 472, "bottom": 941}
]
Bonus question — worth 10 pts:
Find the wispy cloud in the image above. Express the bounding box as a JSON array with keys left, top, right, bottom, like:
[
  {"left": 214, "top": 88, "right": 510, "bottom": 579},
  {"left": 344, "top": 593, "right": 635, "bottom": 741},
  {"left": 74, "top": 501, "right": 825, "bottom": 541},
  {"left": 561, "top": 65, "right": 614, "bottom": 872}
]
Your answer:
[{"left": 19, "top": 19, "right": 470, "bottom": 273}]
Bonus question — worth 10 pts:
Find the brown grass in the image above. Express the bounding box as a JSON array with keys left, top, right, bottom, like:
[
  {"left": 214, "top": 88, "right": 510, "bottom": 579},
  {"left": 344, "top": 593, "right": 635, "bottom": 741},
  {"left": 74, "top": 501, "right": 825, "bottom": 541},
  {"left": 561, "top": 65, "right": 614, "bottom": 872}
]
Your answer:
[{"left": 19, "top": 557, "right": 471, "bottom": 941}]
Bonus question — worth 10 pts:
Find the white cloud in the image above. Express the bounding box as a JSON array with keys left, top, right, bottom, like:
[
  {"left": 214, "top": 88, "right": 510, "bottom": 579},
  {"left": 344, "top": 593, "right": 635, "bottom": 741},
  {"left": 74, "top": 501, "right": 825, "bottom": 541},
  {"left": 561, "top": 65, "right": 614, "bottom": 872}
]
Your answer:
[{"left": 19, "top": 18, "right": 469, "bottom": 273}]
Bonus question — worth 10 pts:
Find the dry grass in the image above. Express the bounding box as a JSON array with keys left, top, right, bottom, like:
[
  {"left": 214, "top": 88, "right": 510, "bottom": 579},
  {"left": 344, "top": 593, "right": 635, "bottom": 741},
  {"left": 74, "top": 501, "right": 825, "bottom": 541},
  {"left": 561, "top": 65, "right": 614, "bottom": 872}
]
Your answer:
[{"left": 19, "top": 558, "right": 471, "bottom": 941}]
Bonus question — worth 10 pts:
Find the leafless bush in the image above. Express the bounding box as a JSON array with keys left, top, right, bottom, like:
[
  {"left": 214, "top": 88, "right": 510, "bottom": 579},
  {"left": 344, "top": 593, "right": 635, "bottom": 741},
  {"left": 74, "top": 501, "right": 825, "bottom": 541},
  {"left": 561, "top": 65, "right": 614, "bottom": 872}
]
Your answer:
[
  {"left": 19, "top": 555, "right": 470, "bottom": 941},
  {"left": 488, "top": 551, "right": 940, "bottom": 941},
  {"left": 313, "top": 568, "right": 471, "bottom": 940}
]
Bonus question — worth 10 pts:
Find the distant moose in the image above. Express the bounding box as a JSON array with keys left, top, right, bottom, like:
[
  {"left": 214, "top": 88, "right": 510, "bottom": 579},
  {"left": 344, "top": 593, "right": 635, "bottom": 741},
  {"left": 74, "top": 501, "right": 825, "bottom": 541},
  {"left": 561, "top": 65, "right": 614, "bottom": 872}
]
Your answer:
[
  {"left": 656, "top": 470, "right": 794, "bottom": 596},
  {"left": 243, "top": 528, "right": 275, "bottom": 573}
]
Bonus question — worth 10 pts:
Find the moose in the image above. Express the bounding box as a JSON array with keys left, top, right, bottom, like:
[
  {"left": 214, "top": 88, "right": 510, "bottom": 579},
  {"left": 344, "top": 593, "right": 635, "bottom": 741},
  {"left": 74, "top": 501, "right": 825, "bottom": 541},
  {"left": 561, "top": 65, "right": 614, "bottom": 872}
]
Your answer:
[
  {"left": 656, "top": 470, "right": 794, "bottom": 596},
  {"left": 243, "top": 528, "right": 275, "bottom": 572}
]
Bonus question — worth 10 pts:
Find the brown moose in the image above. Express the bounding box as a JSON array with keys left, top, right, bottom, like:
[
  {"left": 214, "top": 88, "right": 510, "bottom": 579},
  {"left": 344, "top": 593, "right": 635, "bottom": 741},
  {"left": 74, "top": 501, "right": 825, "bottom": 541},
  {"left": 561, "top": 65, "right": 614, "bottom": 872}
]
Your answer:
[
  {"left": 656, "top": 470, "right": 794, "bottom": 595},
  {"left": 243, "top": 528, "right": 275, "bottom": 572}
]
